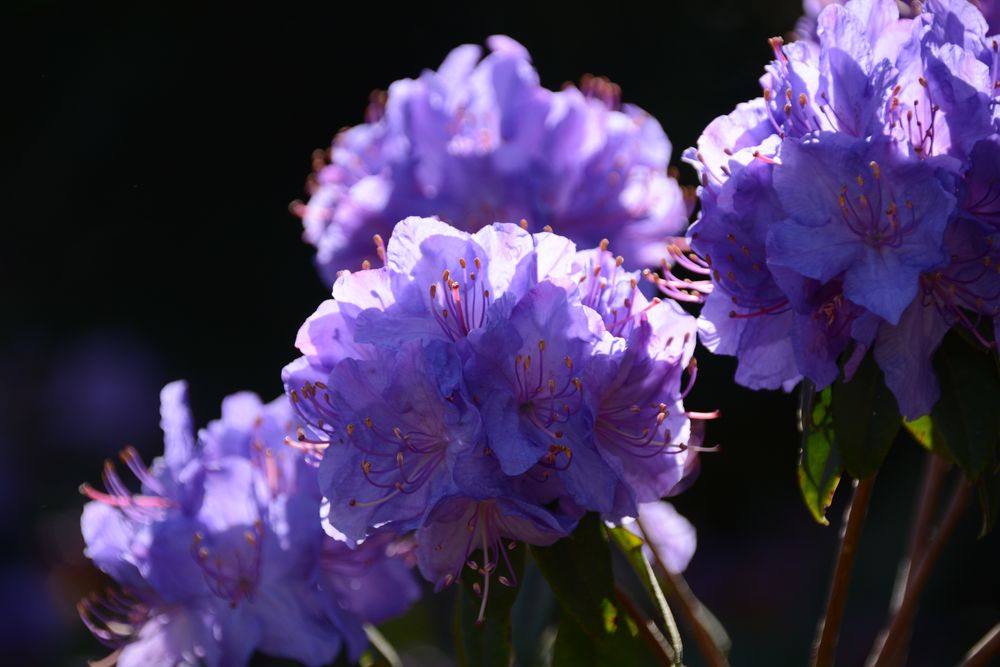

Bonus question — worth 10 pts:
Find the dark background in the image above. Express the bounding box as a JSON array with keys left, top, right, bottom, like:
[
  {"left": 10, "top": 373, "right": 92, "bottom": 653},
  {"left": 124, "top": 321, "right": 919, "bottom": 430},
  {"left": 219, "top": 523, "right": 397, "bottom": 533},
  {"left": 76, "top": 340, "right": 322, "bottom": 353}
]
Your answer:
[{"left": 3, "top": 1, "right": 997, "bottom": 665}]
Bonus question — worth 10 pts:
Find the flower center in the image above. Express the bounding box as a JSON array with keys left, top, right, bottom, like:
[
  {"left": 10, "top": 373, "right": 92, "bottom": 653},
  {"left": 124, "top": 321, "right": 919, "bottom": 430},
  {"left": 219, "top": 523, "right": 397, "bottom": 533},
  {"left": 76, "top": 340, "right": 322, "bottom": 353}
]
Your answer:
[
  {"left": 512, "top": 339, "right": 583, "bottom": 437},
  {"left": 837, "top": 161, "right": 915, "bottom": 250},
  {"left": 348, "top": 417, "right": 450, "bottom": 508},
  {"left": 919, "top": 240, "right": 1000, "bottom": 346},
  {"left": 429, "top": 258, "right": 492, "bottom": 340},
  {"left": 192, "top": 520, "right": 264, "bottom": 608}
]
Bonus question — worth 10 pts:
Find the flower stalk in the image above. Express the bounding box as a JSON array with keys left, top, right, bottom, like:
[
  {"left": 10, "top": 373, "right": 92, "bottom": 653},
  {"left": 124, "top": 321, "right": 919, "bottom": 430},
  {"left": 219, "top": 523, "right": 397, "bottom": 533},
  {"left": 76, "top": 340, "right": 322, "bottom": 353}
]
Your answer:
[
  {"left": 866, "top": 480, "right": 972, "bottom": 667},
  {"left": 812, "top": 476, "right": 876, "bottom": 667}
]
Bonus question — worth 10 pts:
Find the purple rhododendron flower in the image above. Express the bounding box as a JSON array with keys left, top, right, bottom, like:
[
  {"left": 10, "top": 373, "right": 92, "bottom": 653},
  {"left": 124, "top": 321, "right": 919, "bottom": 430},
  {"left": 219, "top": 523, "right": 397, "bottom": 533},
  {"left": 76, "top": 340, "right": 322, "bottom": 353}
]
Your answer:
[
  {"left": 79, "top": 381, "right": 418, "bottom": 666},
  {"left": 683, "top": 0, "right": 1000, "bottom": 418},
  {"left": 620, "top": 501, "right": 697, "bottom": 574},
  {"left": 795, "top": 1, "right": 999, "bottom": 42},
  {"left": 284, "top": 216, "right": 704, "bottom": 619},
  {"left": 769, "top": 134, "right": 954, "bottom": 324},
  {"left": 976, "top": 0, "right": 1000, "bottom": 32},
  {"left": 293, "top": 35, "right": 689, "bottom": 284}
]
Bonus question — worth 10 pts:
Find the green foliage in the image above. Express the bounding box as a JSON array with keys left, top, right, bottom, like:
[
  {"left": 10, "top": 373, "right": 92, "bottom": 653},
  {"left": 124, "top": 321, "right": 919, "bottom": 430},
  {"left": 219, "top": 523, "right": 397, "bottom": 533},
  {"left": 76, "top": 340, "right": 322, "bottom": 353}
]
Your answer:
[
  {"left": 607, "top": 526, "right": 682, "bottom": 663},
  {"left": 453, "top": 540, "right": 526, "bottom": 667},
  {"left": 510, "top": 560, "right": 556, "bottom": 667},
  {"left": 903, "top": 415, "right": 934, "bottom": 451},
  {"left": 832, "top": 351, "right": 902, "bottom": 479},
  {"left": 905, "top": 412, "right": 999, "bottom": 538},
  {"left": 550, "top": 610, "right": 600, "bottom": 667},
  {"left": 798, "top": 384, "right": 842, "bottom": 525},
  {"left": 931, "top": 332, "right": 1000, "bottom": 481},
  {"left": 531, "top": 515, "right": 644, "bottom": 666}
]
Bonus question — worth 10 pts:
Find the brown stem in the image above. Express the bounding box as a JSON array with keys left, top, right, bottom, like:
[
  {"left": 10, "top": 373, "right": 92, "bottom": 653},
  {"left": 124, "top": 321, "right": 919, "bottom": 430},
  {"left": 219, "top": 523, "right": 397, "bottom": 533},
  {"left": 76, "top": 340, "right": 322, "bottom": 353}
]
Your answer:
[
  {"left": 812, "top": 476, "right": 877, "bottom": 667},
  {"left": 881, "top": 454, "right": 950, "bottom": 667},
  {"left": 615, "top": 584, "right": 678, "bottom": 667},
  {"left": 657, "top": 566, "right": 731, "bottom": 667},
  {"left": 866, "top": 480, "right": 971, "bottom": 667},
  {"left": 959, "top": 623, "right": 1000, "bottom": 667},
  {"left": 897, "top": 454, "right": 950, "bottom": 604}
]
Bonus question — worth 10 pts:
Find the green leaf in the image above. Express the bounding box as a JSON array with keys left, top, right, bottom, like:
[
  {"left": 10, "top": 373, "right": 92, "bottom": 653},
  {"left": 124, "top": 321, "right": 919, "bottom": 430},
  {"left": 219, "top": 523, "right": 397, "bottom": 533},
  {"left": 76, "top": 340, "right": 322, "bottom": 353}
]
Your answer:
[
  {"left": 552, "top": 612, "right": 600, "bottom": 667},
  {"left": 530, "top": 514, "right": 618, "bottom": 641},
  {"left": 453, "top": 538, "right": 526, "bottom": 667},
  {"left": 798, "top": 384, "right": 842, "bottom": 525},
  {"left": 931, "top": 332, "right": 1000, "bottom": 481},
  {"left": 832, "top": 350, "right": 902, "bottom": 479},
  {"left": 531, "top": 514, "right": 645, "bottom": 666},
  {"left": 902, "top": 415, "right": 955, "bottom": 464},
  {"left": 903, "top": 415, "right": 934, "bottom": 450},
  {"left": 510, "top": 559, "right": 556, "bottom": 667},
  {"left": 607, "top": 526, "right": 681, "bottom": 662}
]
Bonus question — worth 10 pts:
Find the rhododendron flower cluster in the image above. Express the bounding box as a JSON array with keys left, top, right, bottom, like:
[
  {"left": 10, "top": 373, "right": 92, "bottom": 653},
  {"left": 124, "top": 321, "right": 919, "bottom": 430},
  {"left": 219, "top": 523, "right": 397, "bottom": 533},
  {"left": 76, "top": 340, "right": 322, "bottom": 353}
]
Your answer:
[
  {"left": 681, "top": 0, "right": 1000, "bottom": 418},
  {"left": 294, "top": 36, "right": 690, "bottom": 284},
  {"left": 79, "top": 382, "right": 419, "bottom": 667},
  {"left": 283, "top": 216, "right": 703, "bottom": 618}
]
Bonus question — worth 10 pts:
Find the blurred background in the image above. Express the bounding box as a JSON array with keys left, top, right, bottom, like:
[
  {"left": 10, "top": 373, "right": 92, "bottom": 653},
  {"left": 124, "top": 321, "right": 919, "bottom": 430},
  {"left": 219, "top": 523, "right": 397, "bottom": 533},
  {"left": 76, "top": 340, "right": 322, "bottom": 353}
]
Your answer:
[{"left": 4, "top": 1, "right": 998, "bottom": 664}]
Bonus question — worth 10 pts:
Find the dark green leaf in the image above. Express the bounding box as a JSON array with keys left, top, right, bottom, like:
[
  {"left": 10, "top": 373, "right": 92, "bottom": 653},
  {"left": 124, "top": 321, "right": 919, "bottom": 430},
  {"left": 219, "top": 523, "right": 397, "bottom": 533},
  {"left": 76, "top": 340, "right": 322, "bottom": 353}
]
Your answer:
[
  {"left": 550, "top": 603, "right": 645, "bottom": 667},
  {"left": 902, "top": 415, "right": 954, "bottom": 463},
  {"left": 931, "top": 332, "right": 1000, "bottom": 481},
  {"left": 607, "top": 526, "right": 681, "bottom": 663},
  {"left": 453, "top": 538, "right": 526, "bottom": 667},
  {"left": 832, "top": 350, "right": 901, "bottom": 479},
  {"left": 903, "top": 415, "right": 934, "bottom": 451},
  {"left": 530, "top": 514, "right": 618, "bottom": 641},
  {"left": 552, "top": 612, "right": 600, "bottom": 667},
  {"left": 798, "top": 384, "right": 842, "bottom": 525},
  {"left": 532, "top": 515, "right": 646, "bottom": 666},
  {"left": 510, "top": 558, "right": 556, "bottom": 667}
]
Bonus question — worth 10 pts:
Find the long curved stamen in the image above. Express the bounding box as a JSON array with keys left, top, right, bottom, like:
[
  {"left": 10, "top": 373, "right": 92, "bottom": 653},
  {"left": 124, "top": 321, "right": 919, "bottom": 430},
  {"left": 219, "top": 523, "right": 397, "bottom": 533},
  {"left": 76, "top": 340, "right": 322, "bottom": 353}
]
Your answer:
[
  {"left": 80, "top": 452, "right": 174, "bottom": 520},
  {"left": 78, "top": 588, "right": 149, "bottom": 649}
]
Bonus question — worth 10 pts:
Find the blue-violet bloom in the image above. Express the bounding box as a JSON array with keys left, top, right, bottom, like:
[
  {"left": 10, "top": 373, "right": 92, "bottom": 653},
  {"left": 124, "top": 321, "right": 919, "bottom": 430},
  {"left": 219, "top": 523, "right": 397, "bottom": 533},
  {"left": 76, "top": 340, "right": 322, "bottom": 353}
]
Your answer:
[
  {"left": 79, "top": 382, "right": 419, "bottom": 667},
  {"left": 293, "top": 35, "right": 689, "bottom": 284}
]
